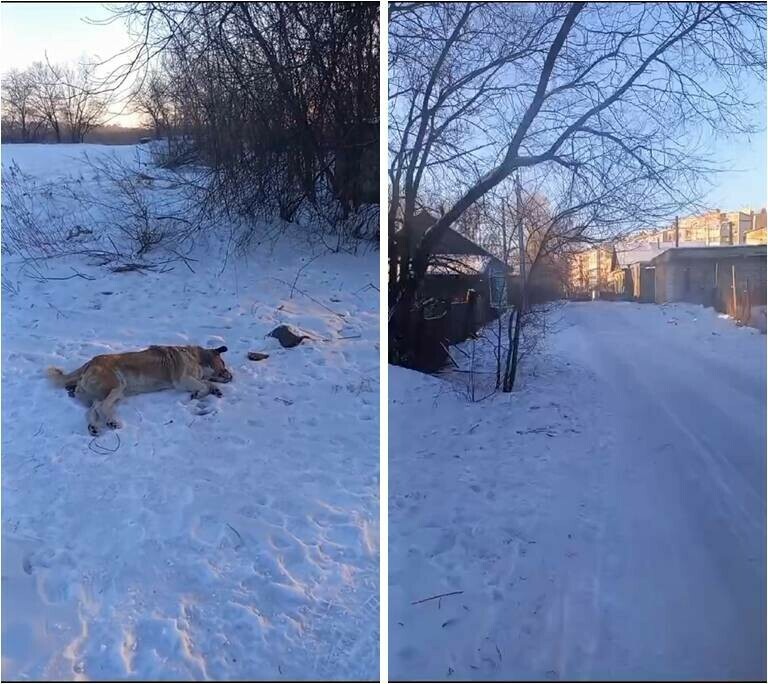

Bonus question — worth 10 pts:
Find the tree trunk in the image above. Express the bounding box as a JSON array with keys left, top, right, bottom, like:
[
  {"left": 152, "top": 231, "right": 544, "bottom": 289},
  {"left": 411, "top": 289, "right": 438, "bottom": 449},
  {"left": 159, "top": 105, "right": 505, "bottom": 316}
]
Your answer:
[{"left": 503, "top": 173, "right": 527, "bottom": 392}]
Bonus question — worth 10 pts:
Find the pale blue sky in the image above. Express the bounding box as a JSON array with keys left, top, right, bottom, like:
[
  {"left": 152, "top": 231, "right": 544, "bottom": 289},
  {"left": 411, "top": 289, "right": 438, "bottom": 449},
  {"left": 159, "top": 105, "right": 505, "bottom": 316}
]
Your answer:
[
  {"left": 1, "top": 3, "right": 129, "bottom": 68},
  {"left": 1, "top": 2, "right": 137, "bottom": 124},
  {"left": 705, "top": 125, "right": 766, "bottom": 212},
  {"left": 2, "top": 2, "right": 765, "bottom": 210}
]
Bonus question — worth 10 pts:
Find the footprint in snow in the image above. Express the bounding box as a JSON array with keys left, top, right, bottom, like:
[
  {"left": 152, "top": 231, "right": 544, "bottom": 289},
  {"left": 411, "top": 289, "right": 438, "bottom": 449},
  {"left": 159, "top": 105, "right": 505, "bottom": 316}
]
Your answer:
[
  {"left": 37, "top": 573, "right": 72, "bottom": 605},
  {"left": 22, "top": 548, "right": 55, "bottom": 574},
  {"left": 191, "top": 514, "right": 224, "bottom": 546},
  {"left": 189, "top": 400, "right": 217, "bottom": 417},
  {"left": 269, "top": 531, "right": 294, "bottom": 549}
]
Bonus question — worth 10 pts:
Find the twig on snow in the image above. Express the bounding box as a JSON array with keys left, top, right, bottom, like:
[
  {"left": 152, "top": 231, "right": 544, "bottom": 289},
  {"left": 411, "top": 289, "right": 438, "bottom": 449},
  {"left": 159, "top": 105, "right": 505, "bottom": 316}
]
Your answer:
[
  {"left": 411, "top": 590, "right": 464, "bottom": 605},
  {"left": 88, "top": 432, "right": 121, "bottom": 454},
  {"left": 290, "top": 254, "right": 323, "bottom": 298},
  {"left": 27, "top": 267, "right": 96, "bottom": 282},
  {"left": 225, "top": 523, "right": 244, "bottom": 550},
  {"left": 271, "top": 277, "right": 346, "bottom": 319}
]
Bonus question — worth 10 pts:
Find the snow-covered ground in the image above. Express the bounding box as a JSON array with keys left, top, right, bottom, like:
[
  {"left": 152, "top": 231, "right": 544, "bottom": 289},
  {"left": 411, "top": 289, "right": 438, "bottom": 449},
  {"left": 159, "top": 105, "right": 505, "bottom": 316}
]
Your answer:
[
  {"left": 390, "top": 301, "right": 766, "bottom": 681},
  {"left": 2, "top": 144, "right": 379, "bottom": 680}
]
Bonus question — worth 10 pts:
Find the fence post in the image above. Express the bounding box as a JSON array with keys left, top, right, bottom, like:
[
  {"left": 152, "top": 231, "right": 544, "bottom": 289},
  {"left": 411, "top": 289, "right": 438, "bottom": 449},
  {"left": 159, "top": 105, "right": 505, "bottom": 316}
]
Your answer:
[
  {"left": 745, "top": 279, "right": 751, "bottom": 325},
  {"left": 731, "top": 264, "right": 737, "bottom": 317}
]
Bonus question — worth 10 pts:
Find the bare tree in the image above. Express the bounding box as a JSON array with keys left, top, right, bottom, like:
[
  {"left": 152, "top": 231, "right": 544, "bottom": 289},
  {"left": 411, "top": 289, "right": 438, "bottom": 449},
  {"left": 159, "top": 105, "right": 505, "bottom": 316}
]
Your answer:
[
  {"left": 29, "top": 61, "right": 65, "bottom": 143},
  {"left": 132, "top": 68, "right": 173, "bottom": 140},
  {"left": 56, "top": 61, "right": 111, "bottom": 143},
  {"left": 4, "top": 59, "right": 117, "bottom": 144},
  {"left": 105, "top": 2, "right": 379, "bottom": 247},
  {"left": 389, "top": 2, "right": 766, "bottom": 360},
  {"left": 2, "top": 68, "right": 47, "bottom": 142}
]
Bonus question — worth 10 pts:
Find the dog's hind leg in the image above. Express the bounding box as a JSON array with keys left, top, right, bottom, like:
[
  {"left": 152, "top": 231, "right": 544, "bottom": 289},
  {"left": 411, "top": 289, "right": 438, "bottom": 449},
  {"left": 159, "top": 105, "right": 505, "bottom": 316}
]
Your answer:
[
  {"left": 81, "top": 368, "right": 124, "bottom": 435},
  {"left": 87, "top": 403, "right": 101, "bottom": 436},
  {"left": 97, "top": 385, "right": 126, "bottom": 430}
]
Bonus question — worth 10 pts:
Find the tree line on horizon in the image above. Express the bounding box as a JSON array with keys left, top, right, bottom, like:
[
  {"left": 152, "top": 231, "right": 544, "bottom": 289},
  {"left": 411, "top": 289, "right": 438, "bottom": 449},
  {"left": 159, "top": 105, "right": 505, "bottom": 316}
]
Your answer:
[{"left": 1, "top": 60, "right": 117, "bottom": 144}]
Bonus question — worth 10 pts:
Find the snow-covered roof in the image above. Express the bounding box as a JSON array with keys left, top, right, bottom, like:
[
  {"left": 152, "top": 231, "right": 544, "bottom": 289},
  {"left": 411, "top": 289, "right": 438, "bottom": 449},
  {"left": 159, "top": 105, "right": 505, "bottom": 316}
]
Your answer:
[
  {"left": 427, "top": 254, "right": 492, "bottom": 275},
  {"left": 652, "top": 244, "right": 767, "bottom": 262},
  {"left": 614, "top": 243, "right": 667, "bottom": 267},
  {"left": 614, "top": 236, "right": 716, "bottom": 267}
]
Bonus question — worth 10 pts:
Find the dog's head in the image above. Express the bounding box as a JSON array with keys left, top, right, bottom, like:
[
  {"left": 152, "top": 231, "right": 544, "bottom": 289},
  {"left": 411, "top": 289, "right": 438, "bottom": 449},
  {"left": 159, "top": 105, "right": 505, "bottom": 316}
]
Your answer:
[{"left": 200, "top": 345, "right": 233, "bottom": 383}]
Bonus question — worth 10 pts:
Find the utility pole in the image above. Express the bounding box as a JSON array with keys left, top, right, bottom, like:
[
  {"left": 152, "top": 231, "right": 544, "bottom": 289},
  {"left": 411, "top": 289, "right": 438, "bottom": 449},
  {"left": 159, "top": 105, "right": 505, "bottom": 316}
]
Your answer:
[
  {"left": 517, "top": 174, "right": 527, "bottom": 308},
  {"left": 501, "top": 197, "right": 509, "bottom": 267}
]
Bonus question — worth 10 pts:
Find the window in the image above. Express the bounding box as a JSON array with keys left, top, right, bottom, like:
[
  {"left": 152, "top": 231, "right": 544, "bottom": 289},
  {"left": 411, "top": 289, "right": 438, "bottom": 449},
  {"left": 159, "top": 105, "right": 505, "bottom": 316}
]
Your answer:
[{"left": 489, "top": 273, "right": 507, "bottom": 308}]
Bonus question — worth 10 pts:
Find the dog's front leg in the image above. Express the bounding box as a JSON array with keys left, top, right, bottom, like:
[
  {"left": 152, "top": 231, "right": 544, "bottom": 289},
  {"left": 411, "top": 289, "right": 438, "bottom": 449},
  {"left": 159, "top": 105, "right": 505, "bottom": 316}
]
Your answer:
[{"left": 176, "top": 377, "right": 221, "bottom": 400}]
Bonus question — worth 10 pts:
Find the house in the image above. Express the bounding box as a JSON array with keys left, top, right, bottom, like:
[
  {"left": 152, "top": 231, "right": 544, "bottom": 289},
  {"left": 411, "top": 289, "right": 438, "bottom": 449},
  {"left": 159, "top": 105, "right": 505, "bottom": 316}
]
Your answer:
[
  {"left": 744, "top": 208, "right": 767, "bottom": 244},
  {"left": 399, "top": 209, "right": 509, "bottom": 311},
  {"left": 607, "top": 240, "right": 667, "bottom": 301},
  {"left": 674, "top": 210, "right": 732, "bottom": 245},
  {"left": 392, "top": 209, "right": 511, "bottom": 370}
]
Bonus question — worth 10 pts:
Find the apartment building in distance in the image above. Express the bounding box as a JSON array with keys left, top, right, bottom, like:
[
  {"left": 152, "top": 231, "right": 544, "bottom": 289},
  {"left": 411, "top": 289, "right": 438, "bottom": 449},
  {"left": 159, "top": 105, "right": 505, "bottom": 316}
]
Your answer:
[
  {"left": 568, "top": 245, "right": 614, "bottom": 294},
  {"left": 659, "top": 209, "right": 762, "bottom": 246},
  {"left": 569, "top": 207, "right": 767, "bottom": 295}
]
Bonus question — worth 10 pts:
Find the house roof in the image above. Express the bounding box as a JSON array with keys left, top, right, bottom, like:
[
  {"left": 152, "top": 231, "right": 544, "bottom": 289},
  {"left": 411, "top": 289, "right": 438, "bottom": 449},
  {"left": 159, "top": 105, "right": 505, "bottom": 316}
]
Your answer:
[
  {"left": 650, "top": 244, "right": 767, "bottom": 263},
  {"left": 609, "top": 234, "right": 738, "bottom": 272},
  {"left": 400, "top": 209, "right": 508, "bottom": 273},
  {"left": 427, "top": 254, "right": 493, "bottom": 276},
  {"left": 614, "top": 243, "right": 667, "bottom": 267}
]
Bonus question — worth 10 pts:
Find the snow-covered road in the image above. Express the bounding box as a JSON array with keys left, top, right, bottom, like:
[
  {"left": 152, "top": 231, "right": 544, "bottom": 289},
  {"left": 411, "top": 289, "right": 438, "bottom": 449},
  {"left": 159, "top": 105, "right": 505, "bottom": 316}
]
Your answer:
[{"left": 390, "top": 301, "right": 765, "bottom": 681}]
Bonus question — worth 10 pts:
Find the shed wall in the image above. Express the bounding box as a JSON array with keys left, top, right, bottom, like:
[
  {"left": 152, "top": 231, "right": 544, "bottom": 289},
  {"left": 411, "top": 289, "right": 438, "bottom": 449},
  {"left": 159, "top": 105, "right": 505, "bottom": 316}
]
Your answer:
[{"left": 654, "top": 254, "right": 766, "bottom": 309}]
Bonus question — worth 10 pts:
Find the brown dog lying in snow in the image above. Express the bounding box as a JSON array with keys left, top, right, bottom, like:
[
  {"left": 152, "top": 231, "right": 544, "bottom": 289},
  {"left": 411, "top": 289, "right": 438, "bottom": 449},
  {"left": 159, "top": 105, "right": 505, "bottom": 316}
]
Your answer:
[{"left": 47, "top": 345, "right": 232, "bottom": 435}]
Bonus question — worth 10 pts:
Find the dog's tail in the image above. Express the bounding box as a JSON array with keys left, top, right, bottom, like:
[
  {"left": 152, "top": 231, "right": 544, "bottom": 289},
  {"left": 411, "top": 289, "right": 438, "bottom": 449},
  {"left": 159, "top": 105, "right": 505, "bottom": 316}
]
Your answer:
[{"left": 46, "top": 363, "right": 88, "bottom": 388}]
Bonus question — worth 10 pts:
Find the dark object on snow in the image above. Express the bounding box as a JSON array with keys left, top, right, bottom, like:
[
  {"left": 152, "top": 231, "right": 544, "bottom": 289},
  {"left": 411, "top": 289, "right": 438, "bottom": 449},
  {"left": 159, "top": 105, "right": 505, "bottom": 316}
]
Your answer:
[
  {"left": 247, "top": 351, "right": 270, "bottom": 361},
  {"left": 268, "top": 325, "right": 311, "bottom": 348},
  {"left": 66, "top": 225, "right": 93, "bottom": 240}
]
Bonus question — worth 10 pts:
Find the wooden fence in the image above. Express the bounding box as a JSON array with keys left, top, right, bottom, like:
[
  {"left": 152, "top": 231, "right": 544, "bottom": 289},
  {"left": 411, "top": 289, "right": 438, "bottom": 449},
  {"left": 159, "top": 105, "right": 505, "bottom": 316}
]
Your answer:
[
  {"left": 713, "top": 278, "right": 766, "bottom": 328},
  {"left": 403, "top": 292, "right": 499, "bottom": 371}
]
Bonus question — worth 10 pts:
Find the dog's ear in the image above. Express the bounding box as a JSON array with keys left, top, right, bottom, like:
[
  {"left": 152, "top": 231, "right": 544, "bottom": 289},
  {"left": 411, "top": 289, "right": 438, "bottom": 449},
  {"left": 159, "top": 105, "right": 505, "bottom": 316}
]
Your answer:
[{"left": 214, "top": 346, "right": 228, "bottom": 354}]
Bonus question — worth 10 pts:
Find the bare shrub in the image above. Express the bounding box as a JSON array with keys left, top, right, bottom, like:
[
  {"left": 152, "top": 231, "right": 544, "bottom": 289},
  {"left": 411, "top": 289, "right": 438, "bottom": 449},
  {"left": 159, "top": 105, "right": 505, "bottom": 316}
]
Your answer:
[
  {"left": 442, "top": 300, "right": 565, "bottom": 403},
  {"left": 1, "top": 152, "right": 201, "bottom": 269},
  {"left": 108, "top": 2, "right": 379, "bottom": 251},
  {"left": 1, "top": 162, "right": 75, "bottom": 259},
  {"left": 74, "top": 152, "right": 199, "bottom": 256}
]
